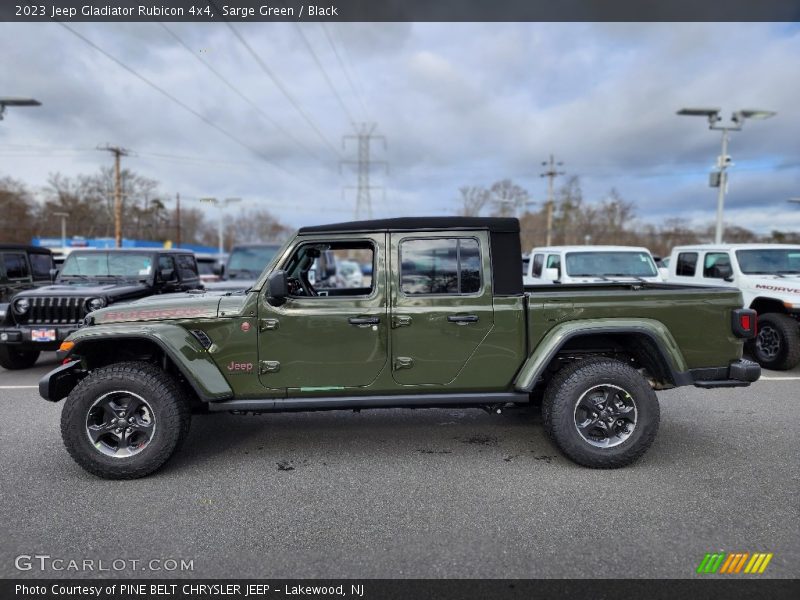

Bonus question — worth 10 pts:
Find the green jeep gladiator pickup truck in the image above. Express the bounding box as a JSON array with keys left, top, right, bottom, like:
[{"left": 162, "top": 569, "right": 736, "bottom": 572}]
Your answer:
[{"left": 40, "top": 217, "right": 760, "bottom": 479}]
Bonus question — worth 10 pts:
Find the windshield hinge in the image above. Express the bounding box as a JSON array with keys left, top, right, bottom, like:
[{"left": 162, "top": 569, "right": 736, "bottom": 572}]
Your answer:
[
  {"left": 393, "top": 356, "right": 414, "bottom": 370},
  {"left": 259, "top": 360, "right": 281, "bottom": 374},
  {"left": 259, "top": 318, "right": 280, "bottom": 331}
]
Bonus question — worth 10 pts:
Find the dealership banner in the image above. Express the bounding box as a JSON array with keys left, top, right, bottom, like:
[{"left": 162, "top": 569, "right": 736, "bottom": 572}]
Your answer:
[
  {"left": 3, "top": 579, "right": 800, "bottom": 600},
  {"left": 1, "top": 0, "right": 798, "bottom": 22}
]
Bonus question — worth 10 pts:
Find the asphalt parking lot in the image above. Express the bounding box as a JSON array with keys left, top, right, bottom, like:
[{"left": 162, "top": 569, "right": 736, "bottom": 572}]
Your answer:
[{"left": 0, "top": 354, "right": 798, "bottom": 579}]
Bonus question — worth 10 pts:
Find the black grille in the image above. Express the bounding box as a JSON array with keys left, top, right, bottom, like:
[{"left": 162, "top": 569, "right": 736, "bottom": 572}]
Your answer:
[{"left": 27, "top": 297, "right": 87, "bottom": 325}]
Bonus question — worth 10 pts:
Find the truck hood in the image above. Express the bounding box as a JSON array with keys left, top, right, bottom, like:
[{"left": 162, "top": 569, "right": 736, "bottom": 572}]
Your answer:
[
  {"left": 746, "top": 276, "right": 800, "bottom": 298},
  {"left": 90, "top": 291, "right": 226, "bottom": 325},
  {"left": 16, "top": 281, "right": 149, "bottom": 298}
]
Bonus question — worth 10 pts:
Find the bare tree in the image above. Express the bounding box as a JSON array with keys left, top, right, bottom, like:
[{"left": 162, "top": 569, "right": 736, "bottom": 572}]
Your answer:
[
  {"left": 488, "top": 179, "right": 531, "bottom": 217},
  {"left": 457, "top": 186, "right": 490, "bottom": 216}
]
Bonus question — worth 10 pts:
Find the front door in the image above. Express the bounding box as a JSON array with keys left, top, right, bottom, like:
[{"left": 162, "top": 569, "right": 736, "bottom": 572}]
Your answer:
[
  {"left": 257, "top": 234, "right": 388, "bottom": 393},
  {"left": 389, "top": 231, "right": 494, "bottom": 385}
]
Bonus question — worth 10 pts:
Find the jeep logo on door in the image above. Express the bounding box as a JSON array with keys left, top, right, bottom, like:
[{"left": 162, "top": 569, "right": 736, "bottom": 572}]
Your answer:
[{"left": 227, "top": 361, "right": 253, "bottom": 373}]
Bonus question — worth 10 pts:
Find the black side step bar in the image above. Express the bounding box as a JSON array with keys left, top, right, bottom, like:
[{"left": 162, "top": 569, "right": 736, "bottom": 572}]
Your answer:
[{"left": 208, "top": 392, "right": 529, "bottom": 413}]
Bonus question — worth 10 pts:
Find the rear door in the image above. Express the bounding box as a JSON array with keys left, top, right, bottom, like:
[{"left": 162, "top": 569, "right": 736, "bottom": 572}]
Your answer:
[{"left": 389, "top": 231, "right": 494, "bottom": 385}]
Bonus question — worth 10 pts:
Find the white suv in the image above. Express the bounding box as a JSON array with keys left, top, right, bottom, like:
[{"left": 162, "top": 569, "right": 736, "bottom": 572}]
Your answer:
[
  {"left": 524, "top": 246, "right": 663, "bottom": 286},
  {"left": 666, "top": 244, "right": 800, "bottom": 370}
]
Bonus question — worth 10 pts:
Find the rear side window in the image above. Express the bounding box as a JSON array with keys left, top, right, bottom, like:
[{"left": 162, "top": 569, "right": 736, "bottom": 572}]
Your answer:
[
  {"left": 400, "top": 238, "right": 481, "bottom": 295},
  {"left": 177, "top": 255, "right": 198, "bottom": 280},
  {"left": 532, "top": 254, "right": 544, "bottom": 277},
  {"left": 676, "top": 252, "right": 698, "bottom": 277},
  {"left": 2, "top": 253, "right": 30, "bottom": 280},
  {"left": 29, "top": 253, "right": 53, "bottom": 280},
  {"left": 703, "top": 252, "right": 733, "bottom": 279}
]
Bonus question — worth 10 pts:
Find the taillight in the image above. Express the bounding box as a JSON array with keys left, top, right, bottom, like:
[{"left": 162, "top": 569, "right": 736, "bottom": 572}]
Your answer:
[{"left": 732, "top": 308, "right": 757, "bottom": 339}]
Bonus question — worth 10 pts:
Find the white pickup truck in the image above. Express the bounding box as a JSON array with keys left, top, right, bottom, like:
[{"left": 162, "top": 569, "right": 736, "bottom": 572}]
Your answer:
[
  {"left": 524, "top": 245, "right": 663, "bottom": 286},
  {"left": 665, "top": 244, "right": 800, "bottom": 370}
]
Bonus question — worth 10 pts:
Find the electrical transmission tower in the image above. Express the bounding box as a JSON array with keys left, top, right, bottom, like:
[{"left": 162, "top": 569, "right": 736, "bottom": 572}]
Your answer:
[
  {"left": 98, "top": 144, "right": 131, "bottom": 248},
  {"left": 540, "top": 154, "right": 565, "bottom": 246},
  {"left": 341, "top": 123, "right": 387, "bottom": 220}
]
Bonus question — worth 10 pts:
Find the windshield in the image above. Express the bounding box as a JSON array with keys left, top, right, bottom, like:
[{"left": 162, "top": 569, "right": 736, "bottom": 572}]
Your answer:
[
  {"left": 736, "top": 249, "right": 800, "bottom": 275},
  {"left": 227, "top": 246, "right": 279, "bottom": 278},
  {"left": 60, "top": 252, "right": 153, "bottom": 280},
  {"left": 565, "top": 251, "right": 658, "bottom": 277}
]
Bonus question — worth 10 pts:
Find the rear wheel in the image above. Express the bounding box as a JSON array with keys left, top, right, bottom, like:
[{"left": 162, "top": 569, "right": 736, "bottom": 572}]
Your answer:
[
  {"left": 750, "top": 313, "right": 800, "bottom": 371},
  {"left": 542, "top": 357, "right": 659, "bottom": 468},
  {"left": 60, "top": 361, "right": 191, "bottom": 479},
  {"left": 0, "top": 345, "right": 40, "bottom": 370}
]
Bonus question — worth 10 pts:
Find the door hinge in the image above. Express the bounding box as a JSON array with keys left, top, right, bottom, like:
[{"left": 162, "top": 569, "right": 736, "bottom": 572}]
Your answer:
[
  {"left": 393, "top": 356, "right": 414, "bottom": 370},
  {"left": 259, "top": 360, "right": 281, "bottom": 374},
  {"left": 392, "top": 315, "right": 412, "bottom": 328},
  {"left": 259, "top": 318, "right": 280, "bottom": 331}
]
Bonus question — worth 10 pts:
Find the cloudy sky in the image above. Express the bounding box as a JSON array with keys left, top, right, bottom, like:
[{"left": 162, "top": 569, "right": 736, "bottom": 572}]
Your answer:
[{"left": 1, "top": 21, "right": 799, "bottom": 234}]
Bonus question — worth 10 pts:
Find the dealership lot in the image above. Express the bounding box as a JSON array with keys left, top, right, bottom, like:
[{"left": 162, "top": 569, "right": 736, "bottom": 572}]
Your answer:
[{"left": 1, "top": 355, "right": 798, "bottom": 579}]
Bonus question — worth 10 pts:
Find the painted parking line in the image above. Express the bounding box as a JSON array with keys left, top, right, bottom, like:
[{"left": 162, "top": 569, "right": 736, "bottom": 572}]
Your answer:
[
  {"left": 0, "top": 386, "right": 38, "bottom": 389},
  {"left": 759, "top": 376, "right": 800, "bottom": 381}
]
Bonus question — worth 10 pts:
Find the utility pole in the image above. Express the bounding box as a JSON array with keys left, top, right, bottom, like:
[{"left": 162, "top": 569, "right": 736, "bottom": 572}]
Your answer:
[
  {"left": 540, "top": 154, "right": 565, "bottom": 246},
  {"left": 98, "top": 145, "right": 131, "bottom": 248},
  {"left": 341, "top": 123, "right": 387, "bottom": 220},
  {"left": 200, "top": 197, "right": 241, "bottom": 256},
  {"left": 175, "top": 192, "right": 182, "bottom": 248},
  {"left": 53, "top": 212, "right": 69, "bottom": 249}
]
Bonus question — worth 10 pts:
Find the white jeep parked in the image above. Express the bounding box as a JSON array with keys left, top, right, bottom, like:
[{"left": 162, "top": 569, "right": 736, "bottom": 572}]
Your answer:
[
  {"left": 524, "top": 246, "right": 663, "bottom": 286},
  {"left": 665, "top": 244, "right": 800, "bottom": 370}
]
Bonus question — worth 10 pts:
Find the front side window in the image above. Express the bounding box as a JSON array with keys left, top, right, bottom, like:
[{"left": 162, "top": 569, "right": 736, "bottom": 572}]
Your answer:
[
  {"left": 283, "top": 240, "right": 374, "bottom": 298},
  {"left": 703, "top": 252, "right": 733, "bottom": 279},
  {"left": 676, "top": 252, "right": 698, "bottom": 277},
  {"left": 400, "top": 238, "right": 481, "bottom": 295},
  {"left": 29, "top": 253, "right": 53, "bottom": 280},
  {"left": 3, "top": 253, "right": 30, "bottom": 280}
]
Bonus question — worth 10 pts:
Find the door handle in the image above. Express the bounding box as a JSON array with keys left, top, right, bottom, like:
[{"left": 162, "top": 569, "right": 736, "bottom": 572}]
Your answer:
[
  {"left": 348, "top": 316, "right": 380, "bottom": 326},
  {"left": 447, "top": 314, "right": 479, "bottom": 324}
]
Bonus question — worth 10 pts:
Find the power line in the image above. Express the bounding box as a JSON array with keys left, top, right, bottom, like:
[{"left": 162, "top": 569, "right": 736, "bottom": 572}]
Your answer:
[
  {"left": 320, "top": 23, "right": 370, "bottom": 121},
  {"left": 341, "top": 123, "right": 387, "bottom": 219},
  {"left": 221, "top": 20, "right": 340, "bottom": 156},
  {"left": 158, "top": 22, "right": 322, "bottom": 163},
  {"left": 58, "top": 22, "right": 294, "bottom": 179},
  {"left": 293, "top": 23, "right": 357, "bottom": 126}
]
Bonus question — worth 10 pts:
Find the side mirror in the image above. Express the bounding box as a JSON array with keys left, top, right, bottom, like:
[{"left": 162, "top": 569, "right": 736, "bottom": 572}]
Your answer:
[
  {"left": 543, "top": 267, "right": 560, "bottom": 282},
  {"left": 723, "top": 274, "right": 734, "bottom": 282},
  {"left": 266, "top": 270, "right": 288, "bottom": 305}
]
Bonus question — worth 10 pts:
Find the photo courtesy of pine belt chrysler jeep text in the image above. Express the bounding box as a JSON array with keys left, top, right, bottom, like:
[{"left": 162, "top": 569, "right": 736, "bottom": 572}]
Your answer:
[{"left": 38, "top": 218, "right": 760, "bottom": 479}]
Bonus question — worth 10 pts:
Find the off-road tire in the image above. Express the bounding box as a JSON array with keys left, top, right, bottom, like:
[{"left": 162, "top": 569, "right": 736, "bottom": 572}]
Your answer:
[
  {"left": 0, "top": 345, "right": 40, "bottom": 370},
  {"left": 60, "top": 361, "right": 191, "bottom": 479},
  {"left": 542, "top": 357, "right": 660, "bottom": 468},
  {"left": 749, "top": 313, "right": 800, "bottom": 371}
]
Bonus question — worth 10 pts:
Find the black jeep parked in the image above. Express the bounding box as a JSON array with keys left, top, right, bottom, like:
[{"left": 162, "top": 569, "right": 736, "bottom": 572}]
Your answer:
[
  {"left": 0, "top": 248, "right": 201, "bottom": 369},
  {"left": 0, "top": 245, "right": 54, "bottom": 303}
]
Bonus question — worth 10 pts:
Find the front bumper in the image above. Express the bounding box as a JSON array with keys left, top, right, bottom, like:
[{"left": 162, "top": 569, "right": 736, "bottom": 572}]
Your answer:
[
  {"left": 0, "top": 326, "right": 79, "bottom": 349},
  {"left": 691, "top": 358, "right": 761, "bottom": 389},
  {"left": 39, "top": 360, "right": 83, "bottom": 402}
]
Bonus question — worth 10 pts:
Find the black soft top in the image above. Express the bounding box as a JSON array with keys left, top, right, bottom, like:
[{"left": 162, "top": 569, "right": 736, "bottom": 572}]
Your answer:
[
  {"left": 299, "top": 217, "right": 520, "bottom": 235},
  {"left": 299, "top": 216, "right": 523, "bottom": 296},
  {"left": 0, "top": 244, "right": 52, "bottom": 254}
]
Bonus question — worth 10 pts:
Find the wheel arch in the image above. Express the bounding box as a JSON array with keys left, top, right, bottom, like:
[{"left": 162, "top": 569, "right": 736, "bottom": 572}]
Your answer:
[
  {"left": 514, "top": 319, "right": 690, "bottom": 392},
  {"left": 749, "top": 296, "right": 789, "bottom": 315},
  {"left": 66, "top": 325, "right": 233, "bottom": 403}
]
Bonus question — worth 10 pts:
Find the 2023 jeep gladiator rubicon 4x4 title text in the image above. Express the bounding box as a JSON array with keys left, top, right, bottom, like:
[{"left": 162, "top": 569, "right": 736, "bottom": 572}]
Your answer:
[{"left": 40, "top": 218, "right": 760, "bottom": 479}]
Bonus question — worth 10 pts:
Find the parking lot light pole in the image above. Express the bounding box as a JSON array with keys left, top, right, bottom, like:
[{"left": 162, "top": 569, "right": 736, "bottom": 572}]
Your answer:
[
  {"left": 53, "top": 211, "right": 69, "bottom": 249},
  {"left": 0, "top": 97, "right": 41, "bottom": 120},
  {"left": 677, "top": 107, "right": 776, "bottom": 244},
  {"left": 200, "top": 197, "right": 241, "bottom": 256}
]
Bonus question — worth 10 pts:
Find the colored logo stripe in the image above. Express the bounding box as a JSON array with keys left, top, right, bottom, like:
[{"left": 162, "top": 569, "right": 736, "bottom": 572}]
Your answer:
[{"left": 697, "top": 552, "right": 773, "bottom": 574}]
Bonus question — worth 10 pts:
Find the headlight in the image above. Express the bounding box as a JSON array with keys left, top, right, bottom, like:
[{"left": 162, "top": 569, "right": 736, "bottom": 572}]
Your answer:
[
  {"left": 13, "top": 298, "right": 30, "bottom": 314},
  {"left": 86, "top": 297, "right": 106, "bottom": 312}
]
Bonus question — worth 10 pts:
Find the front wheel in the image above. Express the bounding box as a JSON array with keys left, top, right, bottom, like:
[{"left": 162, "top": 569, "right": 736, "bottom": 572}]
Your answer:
[
  {"left": 542, "top": 358, "right": 660, "bottom": 468},
  {"left": 60, "top": 362, "right": 191, "bottom": 479},
  {"left": 749, "top": 313, "right": 800, "bottom": 371},
  {"left": 0, "top": 345, "right": 40, "bottom": 370}
]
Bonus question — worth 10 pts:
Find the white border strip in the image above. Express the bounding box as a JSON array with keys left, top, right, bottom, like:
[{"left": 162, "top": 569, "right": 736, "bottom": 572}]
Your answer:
[
  {"left": 0, "top": 385, "right": 38, "bottom": 389},
  {"left": 760, "top": 376, "right": 800, "bottom": 381}
]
